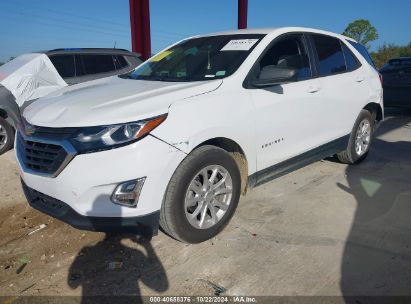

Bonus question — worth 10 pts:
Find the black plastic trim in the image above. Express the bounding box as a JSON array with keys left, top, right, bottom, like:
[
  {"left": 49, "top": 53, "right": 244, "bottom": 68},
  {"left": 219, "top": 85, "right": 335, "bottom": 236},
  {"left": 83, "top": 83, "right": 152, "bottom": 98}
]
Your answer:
[
  {"left": 248, "top": 134, "right": 350, "bottom": 188},
  {"left": 22, "top": 180, "right": 159, "bottom": 236}
]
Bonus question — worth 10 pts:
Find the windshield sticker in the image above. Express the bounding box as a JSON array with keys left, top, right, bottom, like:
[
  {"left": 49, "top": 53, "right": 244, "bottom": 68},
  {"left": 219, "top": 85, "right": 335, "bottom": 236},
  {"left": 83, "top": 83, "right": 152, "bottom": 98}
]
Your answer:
[
  {"left": 221, "top": 39, "right": 259, "bottom": 51},
  {"left": 150, "top": 50, "right": 173, "bottom": 62},
  {"left": 216, "top": 71, "right": 226, "bottom": 77}
]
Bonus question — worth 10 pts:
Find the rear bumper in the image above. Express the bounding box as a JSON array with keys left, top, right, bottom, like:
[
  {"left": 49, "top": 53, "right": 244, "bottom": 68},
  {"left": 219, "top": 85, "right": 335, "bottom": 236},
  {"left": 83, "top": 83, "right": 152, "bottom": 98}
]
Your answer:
[{"left": 22, "top": 180, "right": 160, "bottom": 235}]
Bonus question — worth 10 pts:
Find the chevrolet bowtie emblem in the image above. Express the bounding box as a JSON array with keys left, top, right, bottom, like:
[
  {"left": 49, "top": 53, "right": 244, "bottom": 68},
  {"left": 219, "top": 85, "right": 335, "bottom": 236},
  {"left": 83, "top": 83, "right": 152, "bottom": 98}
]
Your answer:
[{"left": 24, "top": 124, "right": 37, "bottom": 136}]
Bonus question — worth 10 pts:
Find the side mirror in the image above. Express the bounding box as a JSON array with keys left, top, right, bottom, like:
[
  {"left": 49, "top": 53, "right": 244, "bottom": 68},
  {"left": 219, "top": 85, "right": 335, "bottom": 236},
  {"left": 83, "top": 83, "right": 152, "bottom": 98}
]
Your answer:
[{"left": 251, "top": 66, "right": 297, "bottom": 88}]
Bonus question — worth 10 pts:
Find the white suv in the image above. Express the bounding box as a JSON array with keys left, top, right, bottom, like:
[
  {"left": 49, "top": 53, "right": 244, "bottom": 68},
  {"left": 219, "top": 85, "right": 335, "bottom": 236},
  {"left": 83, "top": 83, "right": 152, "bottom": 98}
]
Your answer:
[{"left": 16, "top": 27, "right": 383, "bottom": 243}]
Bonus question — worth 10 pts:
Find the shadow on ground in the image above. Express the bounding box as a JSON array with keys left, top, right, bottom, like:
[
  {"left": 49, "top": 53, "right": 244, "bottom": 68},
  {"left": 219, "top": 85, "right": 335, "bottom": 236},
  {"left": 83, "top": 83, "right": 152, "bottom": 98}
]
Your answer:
[
  {"left": 340, "top": 108, "right": 411, "bottom": 301},
  {"left": 68, "top": 199, "right": 168, "bottom": 303}
]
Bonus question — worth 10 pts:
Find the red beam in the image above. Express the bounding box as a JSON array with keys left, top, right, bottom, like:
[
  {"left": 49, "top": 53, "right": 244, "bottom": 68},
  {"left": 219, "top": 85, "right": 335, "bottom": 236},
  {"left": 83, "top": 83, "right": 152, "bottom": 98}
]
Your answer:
[
  {"left": 238, "top": 0, "right": 248, "bottom": 29},
  {"left": 129, "top": 0, "right": 151, "bottom": 60}
]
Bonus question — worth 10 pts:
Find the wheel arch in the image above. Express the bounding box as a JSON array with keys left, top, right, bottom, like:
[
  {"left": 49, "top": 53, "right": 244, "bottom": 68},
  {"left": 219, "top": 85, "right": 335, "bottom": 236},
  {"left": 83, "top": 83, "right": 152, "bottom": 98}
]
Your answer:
[
  {"left": 195, "top": 137, "right": 249, "bottom": 195},
  {"left": 363, "top": 102, "right": 383, "bottom": 122},
  {"left": 0, "top": 105, "right": 18, "bottom": 129},
  {"left": 0, "top": 108, "right": 8, "bottom": 119}
]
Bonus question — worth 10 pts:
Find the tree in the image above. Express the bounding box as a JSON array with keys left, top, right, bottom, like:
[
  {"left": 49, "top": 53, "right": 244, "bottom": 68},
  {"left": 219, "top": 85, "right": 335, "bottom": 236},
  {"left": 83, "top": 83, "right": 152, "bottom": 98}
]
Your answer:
[
  {"left": 343, "top": 19, "right": 378, "bottom": 49},
  {"left": 370, "top": 42, "right": 411, "bottom": 68}
]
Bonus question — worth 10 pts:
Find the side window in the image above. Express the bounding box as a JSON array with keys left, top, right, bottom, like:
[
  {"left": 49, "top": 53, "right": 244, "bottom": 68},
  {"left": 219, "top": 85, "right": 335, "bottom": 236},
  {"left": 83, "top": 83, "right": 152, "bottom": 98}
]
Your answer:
[
  {"left": 348, "top": 41, "right": 376, "bottom": 68},
  {"left": 256, "top": 35, "right": 312, "bottom": 81},
  {"left": 312, "top": 35, "right": 346, "bottom": 76},
  {"left": 49, "top": 55, "right": 75, "bottom": 78},
  {"left": 79, "top": 54, "right": 116, "bottom": 75},
  {"left": 113, "top": 55, "right": 129, "bottom": 70},
  {"left": 341, "top": 43, "right": 361, "bottom": 71}
]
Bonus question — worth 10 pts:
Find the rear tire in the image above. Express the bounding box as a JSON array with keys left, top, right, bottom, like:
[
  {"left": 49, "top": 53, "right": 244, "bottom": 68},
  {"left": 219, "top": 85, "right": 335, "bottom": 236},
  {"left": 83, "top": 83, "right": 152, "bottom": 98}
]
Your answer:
[
  {"left": 0, "top": 117, "right": 14, "bottom": 155},
  {"left": 160, "top": 145, "right": 241, "bottom": 243},
  {"left": 337, "top": 110, "right": 374, "bottom": 165}
]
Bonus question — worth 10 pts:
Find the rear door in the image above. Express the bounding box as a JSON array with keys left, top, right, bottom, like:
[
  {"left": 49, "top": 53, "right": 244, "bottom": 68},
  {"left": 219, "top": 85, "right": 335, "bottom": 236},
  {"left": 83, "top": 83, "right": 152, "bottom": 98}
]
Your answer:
[{"left": 309, "top": 34, "right": 369, "bottom": 139}]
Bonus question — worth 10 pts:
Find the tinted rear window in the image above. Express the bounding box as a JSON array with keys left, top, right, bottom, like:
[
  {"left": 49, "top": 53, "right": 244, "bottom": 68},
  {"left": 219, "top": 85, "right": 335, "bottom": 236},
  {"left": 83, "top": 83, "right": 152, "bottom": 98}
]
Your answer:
[
  {"left": 348, "top": 41, "right": 375, "bottom": 67},
  {"left": 79, "top": 54, "right": 116, "bottom": 75},
  {"left": 312, "top": 35, "right": 346, "bottom": 76},
  {"left": 49, "top": 55, "right": 75, "bottom": 78},
  {"left": 113, "top": 55, "right": 129, "bottom": 69}
]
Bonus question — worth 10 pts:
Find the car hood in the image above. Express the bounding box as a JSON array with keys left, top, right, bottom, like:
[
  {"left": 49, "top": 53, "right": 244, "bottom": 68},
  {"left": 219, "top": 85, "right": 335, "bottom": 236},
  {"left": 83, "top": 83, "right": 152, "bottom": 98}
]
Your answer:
[{"left": 23, "top": 76, "right": 222, "bottom": 127}]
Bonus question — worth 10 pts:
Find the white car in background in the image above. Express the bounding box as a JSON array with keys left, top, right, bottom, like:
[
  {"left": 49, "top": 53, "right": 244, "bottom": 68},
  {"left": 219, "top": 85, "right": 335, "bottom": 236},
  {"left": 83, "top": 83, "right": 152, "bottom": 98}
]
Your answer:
[{"left": 17, "top": 27, "right": 383, "bottom": 243}]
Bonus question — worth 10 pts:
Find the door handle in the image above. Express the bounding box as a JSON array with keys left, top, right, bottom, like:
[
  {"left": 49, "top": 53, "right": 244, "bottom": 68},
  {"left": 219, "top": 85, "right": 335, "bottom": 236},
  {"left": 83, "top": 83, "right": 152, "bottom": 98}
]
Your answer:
[
  {"left": 307, "top": 86, "right": 321, "bottom": 93},
  {"left": 355, "top": 76, "right": 365, "bottom": 83}
]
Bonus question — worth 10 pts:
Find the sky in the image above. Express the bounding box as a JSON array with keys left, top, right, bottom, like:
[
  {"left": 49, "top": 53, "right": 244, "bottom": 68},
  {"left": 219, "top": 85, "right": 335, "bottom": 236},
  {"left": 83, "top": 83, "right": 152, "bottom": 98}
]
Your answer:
[{"left": 1, "top": 0, "right": 410, "bottom": 62}]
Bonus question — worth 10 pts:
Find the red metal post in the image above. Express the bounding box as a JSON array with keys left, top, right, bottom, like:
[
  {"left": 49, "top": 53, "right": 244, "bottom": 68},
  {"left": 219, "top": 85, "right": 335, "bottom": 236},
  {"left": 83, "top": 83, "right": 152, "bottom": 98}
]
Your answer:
[
  {"left": 238, "top": 0, "right": 248, "bottom": 29},
  {"left": 129, "top": 0, "right": 151, "bottom": 60}
]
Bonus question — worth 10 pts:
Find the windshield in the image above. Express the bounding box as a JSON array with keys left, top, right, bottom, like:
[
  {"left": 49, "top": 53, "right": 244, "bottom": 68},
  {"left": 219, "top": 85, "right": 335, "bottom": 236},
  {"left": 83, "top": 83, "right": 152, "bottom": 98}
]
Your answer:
[{"left": 126, "top": 34, "right": 265, "bottom": 82}]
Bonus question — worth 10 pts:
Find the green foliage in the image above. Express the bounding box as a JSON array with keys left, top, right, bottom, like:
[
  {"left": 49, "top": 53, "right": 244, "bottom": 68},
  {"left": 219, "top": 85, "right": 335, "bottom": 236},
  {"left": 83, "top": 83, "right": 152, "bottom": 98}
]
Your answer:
[
  {"left": 343, "top": 19, "right": 378, "bottom": 49},
  {"left": 371, "top": 42, "right": 411, "bottom": 68}
]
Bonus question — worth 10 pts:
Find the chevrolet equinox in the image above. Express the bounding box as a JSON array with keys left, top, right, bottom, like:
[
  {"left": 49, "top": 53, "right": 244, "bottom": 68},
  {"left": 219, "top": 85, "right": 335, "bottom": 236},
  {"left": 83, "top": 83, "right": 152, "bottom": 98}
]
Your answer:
[{"left": 17, "top": 28, "right": 383, "bottom": 243}]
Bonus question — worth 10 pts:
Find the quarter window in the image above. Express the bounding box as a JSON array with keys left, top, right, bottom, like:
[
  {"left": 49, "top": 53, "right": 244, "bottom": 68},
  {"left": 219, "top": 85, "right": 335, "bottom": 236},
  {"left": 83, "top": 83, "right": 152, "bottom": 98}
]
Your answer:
[
  {"left": 113, "top": 55, "right": 129, "bottom": 70},
  {"left": 348, "top": 41, "right": 376, "bottom": 68},
  {"left": 341, "top": 43, "right": 360, "bottom": 71},
  {"left": 312, "top": 35, "right": 346, "bottom": 76}
]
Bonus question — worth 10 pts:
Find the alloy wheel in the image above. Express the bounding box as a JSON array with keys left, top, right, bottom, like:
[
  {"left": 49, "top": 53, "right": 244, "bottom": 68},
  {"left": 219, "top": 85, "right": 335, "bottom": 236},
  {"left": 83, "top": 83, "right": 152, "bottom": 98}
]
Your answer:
[
  {"left": 355, "top": 119, "right": 371, "bottom": 156},
  {"left": 184, "top": 165, "right": 233, "bottom": 229},
  {"left": 0, "top": 124, "right": 8, "bottom": 151}
]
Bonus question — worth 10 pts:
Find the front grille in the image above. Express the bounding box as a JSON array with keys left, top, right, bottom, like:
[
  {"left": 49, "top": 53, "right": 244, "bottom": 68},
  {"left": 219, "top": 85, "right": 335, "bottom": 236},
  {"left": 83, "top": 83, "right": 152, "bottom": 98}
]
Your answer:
[
  {"left": 22, "top": 180, "right": 69, "bottom": 217},
  {"left": 26, "top": 125, "right": 79, "bottom": 140},
  {"left": 17, "top": 133, "right": 69, "bottom": 175}
]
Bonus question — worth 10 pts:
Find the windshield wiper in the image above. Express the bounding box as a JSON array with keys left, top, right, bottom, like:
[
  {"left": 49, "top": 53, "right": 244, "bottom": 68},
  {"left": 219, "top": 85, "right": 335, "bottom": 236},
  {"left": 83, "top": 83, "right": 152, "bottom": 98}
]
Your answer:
[{"left": 133, "top": 75, "right": 189, "bottom": 82}]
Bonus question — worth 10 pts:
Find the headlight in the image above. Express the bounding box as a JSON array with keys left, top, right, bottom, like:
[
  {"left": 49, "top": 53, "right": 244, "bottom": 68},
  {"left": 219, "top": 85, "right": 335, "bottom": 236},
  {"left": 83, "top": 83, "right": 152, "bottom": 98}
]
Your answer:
[{"left": 71, "top": 114, "right": 167, "bottom": 153}]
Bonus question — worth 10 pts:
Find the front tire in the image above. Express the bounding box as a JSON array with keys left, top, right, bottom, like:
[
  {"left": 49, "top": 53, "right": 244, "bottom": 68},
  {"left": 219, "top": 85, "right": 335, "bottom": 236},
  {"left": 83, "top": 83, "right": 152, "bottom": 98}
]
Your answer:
[
  {"left": 0, "top": 117, "right": 14, "bottom": 155},
  {"left": 337, "top": 110, "right": 374, "bottom": 165},
  {"left": 160, "top": 145, "right": 241, "bottom": 243}
]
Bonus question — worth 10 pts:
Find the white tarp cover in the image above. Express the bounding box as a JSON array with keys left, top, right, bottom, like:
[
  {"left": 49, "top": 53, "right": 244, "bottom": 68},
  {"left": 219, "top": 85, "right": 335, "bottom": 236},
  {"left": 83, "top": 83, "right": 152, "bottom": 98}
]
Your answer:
[{"left": 0, "top": 53, "right": 67, "bottom": 107}]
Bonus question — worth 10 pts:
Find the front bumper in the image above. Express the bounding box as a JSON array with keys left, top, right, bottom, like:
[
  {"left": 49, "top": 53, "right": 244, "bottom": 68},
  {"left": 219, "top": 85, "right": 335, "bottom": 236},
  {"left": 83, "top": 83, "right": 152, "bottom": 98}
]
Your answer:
[
  {"left": 22, "top": 180, "right": 160, "bottom": 235},
  {"left": 17, "top": 134, "right": 187, "bottom": 229}
]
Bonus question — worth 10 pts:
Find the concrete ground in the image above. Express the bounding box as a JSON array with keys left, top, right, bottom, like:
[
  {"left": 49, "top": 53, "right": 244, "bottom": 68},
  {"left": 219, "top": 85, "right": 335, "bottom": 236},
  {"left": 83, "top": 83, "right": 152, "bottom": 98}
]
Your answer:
[{"left": 0, "top": 109, "right": 410, "bottom": 301}]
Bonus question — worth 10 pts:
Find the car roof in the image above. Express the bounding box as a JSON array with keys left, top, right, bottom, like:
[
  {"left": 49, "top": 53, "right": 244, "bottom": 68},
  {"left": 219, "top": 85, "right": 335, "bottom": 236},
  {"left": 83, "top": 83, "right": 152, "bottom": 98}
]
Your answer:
[
  {"left": 35, "top": 48, "right": 141, "bottom": 57},
  {"left": 196, "top": 27, "right": 357, "bottom": 42}
]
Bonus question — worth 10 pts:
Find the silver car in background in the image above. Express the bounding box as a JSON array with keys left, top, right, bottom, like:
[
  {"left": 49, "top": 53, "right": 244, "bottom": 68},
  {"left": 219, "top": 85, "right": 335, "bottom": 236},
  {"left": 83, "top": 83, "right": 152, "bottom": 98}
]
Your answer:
[{"left": 0, "top": 48, "right": 142, "bottom": 155}]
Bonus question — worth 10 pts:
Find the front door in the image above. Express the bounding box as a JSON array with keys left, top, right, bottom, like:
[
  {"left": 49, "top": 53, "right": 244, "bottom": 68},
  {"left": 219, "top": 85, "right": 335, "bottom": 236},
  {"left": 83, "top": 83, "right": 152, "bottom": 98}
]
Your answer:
[{"left": 248, "top": 34, "right": 328, "bottom": 172}]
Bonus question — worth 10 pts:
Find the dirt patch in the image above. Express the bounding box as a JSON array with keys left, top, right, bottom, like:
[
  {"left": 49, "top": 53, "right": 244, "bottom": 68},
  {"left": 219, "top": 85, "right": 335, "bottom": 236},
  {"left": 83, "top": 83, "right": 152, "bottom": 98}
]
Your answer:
[{"left": 0, "top": 204, "right": 104, "bottom": 296}]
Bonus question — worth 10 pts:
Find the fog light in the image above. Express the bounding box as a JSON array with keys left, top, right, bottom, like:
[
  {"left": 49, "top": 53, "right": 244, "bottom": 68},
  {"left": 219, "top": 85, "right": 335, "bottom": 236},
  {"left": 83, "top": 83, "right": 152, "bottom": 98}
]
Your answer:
[{"left": 111, "top": 177, "right": 146, "bottom": 207}]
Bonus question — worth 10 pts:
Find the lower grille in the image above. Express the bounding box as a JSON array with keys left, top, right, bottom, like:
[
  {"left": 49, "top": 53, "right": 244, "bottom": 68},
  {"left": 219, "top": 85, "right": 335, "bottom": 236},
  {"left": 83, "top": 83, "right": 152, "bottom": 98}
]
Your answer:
[
  {"left": 22, "top": 181, "right": 69, "bottom": 217},
  {"left": 17, "top": 133, "right": 69, "bottom": 176}
]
